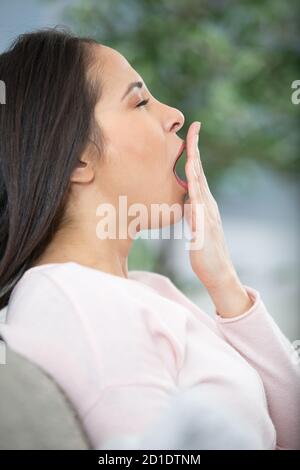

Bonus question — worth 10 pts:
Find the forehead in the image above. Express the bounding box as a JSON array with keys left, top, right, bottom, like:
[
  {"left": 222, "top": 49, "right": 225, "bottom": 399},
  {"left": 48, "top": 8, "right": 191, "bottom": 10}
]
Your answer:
[{"left": 95, "top": 45, "right": 141, "bottom": 98}]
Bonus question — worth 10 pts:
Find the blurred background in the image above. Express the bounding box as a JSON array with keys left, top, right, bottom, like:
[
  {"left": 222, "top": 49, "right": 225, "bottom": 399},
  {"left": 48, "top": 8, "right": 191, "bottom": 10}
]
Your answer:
[{"left": 0, "top": 0, "right": 299, "bottom": 343}]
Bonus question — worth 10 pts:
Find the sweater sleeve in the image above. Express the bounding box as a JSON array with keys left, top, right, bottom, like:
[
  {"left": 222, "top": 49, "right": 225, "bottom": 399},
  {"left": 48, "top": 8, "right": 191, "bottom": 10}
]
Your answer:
[{"left": 214, "top": 284, "right": 300, "bottom": 450}]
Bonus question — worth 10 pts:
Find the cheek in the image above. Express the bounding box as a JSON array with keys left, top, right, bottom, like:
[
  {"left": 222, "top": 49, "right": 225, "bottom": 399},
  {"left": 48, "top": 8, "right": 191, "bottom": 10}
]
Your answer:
[{"left": 106, "top": 123, "right": 169, "bottom": 189}]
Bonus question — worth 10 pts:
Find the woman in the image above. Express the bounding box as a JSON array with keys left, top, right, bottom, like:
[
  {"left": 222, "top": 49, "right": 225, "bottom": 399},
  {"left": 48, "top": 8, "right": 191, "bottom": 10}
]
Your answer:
[{"left": 0, "top": 28, "right": 299, "bottom": 450}]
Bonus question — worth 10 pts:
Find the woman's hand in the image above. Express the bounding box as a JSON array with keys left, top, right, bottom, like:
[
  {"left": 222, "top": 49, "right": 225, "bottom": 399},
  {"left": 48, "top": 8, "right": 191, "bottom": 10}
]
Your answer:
[{"left": 184, "top": 121, "right": 254, "bottom": 317}]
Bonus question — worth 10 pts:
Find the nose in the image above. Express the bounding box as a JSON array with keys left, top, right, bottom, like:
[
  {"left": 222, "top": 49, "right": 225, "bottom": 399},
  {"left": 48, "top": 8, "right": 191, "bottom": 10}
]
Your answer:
[{"left": 167, "top": 107, "right": 185, "bottom": 133}]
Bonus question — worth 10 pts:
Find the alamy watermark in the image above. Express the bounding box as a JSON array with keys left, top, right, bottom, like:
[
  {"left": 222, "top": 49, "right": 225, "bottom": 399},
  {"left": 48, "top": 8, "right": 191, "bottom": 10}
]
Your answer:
[
  {"left": 291, "top": 80, "right": 300, "bottom": 104},
  {"left": 95, "top": 196, "right": 205, "bottom": 250},
  {"left": 0, "top": 338, "right": 6, "bottom": 365},
  {"left": 0, "top": 80, "right": 6, "bottom": 104},
  {"left": 0, "top": 308, "right": 6, "bottom": 364},
  {"left": 291, "top": 340, "right": 300, "bottom": 365}
]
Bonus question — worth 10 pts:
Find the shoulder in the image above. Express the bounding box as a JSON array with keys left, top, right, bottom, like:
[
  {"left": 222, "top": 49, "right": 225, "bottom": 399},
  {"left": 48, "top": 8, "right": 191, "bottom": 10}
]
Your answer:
[
  {"left": 6, "top": 263, "right": 188, "bottom": 344},
  {"left": 9, "top": 262, "right": 141, "bottom": 306},
  {"left": 10, "top": 263, "right": 178, "bottom": 311}
]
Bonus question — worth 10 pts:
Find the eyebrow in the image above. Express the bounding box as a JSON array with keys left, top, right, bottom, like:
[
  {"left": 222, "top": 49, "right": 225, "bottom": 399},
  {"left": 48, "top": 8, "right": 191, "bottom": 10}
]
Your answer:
[{"left": 121, "top": 81, "right": 143, "bottom": 101}]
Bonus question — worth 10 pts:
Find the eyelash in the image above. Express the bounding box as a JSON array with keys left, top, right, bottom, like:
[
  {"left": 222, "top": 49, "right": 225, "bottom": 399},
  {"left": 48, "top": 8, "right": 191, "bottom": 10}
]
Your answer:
[{"left": 136, "top": 98, "right": 150, "bottom": 108}]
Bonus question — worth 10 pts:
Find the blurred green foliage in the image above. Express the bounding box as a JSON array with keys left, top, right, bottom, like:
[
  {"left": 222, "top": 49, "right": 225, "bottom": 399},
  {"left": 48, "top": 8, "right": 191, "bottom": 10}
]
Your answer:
[{"left": 47, "top": 0, "right": 299, "bottom": 278}]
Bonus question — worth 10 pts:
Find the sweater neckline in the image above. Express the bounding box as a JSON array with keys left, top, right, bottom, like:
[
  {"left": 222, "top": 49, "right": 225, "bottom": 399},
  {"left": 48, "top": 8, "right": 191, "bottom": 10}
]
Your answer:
[{"left": 23, "top": 261, "right": 149, "bottom": 287}]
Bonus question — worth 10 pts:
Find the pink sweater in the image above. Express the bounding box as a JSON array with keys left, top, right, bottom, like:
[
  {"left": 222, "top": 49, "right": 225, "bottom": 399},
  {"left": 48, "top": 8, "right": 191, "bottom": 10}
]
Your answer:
[{"left": 0, "top": 262, "right": 299, "bottom": 449}]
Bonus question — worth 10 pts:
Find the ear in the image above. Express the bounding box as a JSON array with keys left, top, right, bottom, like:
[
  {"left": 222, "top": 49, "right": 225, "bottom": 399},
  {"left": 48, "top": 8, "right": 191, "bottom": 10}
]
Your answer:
[{"left": 70, "top": 155, "right": 95, "bottom": 184}]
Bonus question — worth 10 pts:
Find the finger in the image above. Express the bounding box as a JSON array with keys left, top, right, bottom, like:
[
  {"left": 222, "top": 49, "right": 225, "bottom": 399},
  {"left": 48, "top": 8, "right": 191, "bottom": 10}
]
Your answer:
[
  {"left": 186, "top": 122, "right": 209, "bottom": 196},
  {"left": 193, "top": 125, "right": 212, "bottom": 197},
  {"left": 186, "top": 122, "right": 211, "bottom": 206},
  {"left": 192, "top": 124, "right": 218, "bottom": 209},
  {"left": 185, "top": 161, "right": 204, "bottom": 233},
  {"left": 185, "top": 155, "right": 203, "bottom": 203},
  {"left": 186, "top": 121, "right": 201, "bottom": 169},
  {"left": 183, "top": 196, "right": 194, "bottom": 232}
]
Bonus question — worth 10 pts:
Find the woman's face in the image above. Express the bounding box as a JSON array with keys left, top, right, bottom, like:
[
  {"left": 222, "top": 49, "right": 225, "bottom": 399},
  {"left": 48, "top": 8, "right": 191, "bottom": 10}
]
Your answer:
[{"left": 91, "top": 44, "right": 187, "bottom": 230}]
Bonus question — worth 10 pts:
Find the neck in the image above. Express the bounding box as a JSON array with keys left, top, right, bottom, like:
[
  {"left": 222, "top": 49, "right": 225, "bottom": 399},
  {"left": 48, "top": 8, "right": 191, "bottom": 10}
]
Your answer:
[{"left": 31, "top": 222, "right": 134, "bottom": 279}]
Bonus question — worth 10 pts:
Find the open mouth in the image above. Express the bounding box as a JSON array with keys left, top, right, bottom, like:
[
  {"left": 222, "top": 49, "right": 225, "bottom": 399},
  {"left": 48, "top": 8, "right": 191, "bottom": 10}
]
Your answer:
[{"left": 173, "top": 144, "right": 188, "bottom": 191}]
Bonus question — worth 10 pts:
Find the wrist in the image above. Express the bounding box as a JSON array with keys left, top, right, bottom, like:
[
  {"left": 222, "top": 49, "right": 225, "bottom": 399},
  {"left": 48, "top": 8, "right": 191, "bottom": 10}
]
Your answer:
[{"left": 206, "top": 275, "right": 254, "bottom": 318}]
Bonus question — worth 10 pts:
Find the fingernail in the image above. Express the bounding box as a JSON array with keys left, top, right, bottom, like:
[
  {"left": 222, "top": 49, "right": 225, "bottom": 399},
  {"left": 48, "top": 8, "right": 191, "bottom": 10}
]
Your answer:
[
  {"left": 195, "top": 121, "right": 201, "bottom": 134},
  {"left": 195, "top": 122, "right": 201, "bottom": 145}
]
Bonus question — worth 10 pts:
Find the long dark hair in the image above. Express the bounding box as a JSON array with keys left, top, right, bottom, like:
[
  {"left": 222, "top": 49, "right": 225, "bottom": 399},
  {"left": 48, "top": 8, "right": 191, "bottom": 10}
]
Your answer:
[{"left": 0, "top": 27, "right": 105, "bottom": 309}]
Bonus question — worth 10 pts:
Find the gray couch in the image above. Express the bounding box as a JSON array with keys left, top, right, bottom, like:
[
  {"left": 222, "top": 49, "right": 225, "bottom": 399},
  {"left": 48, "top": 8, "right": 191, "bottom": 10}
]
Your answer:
[{"left": 0, "top": 339, "right": 91, "bottom": 450}]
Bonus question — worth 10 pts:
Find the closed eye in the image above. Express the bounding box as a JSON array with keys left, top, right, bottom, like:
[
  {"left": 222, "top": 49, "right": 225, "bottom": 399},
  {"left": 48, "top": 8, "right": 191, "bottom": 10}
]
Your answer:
[{"left": 136, "top": 98, "right": 150, "bottom": 108}]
